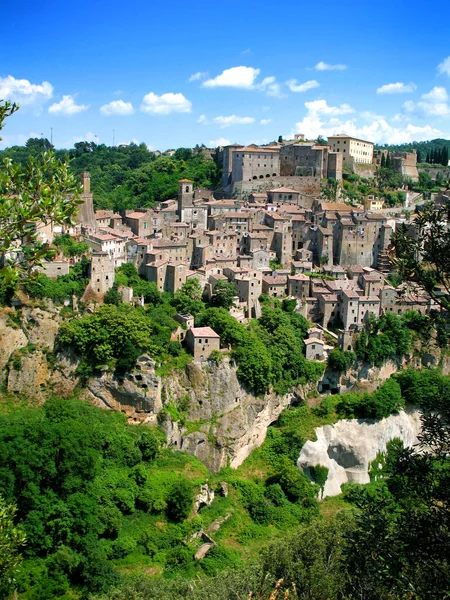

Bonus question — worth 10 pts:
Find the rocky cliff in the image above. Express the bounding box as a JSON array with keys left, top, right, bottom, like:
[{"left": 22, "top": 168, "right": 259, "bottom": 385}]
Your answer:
[
  {"left": 0, "top": 307, "right": 303, "bottom": 472},
  {"left": 0, "top": 305, "right": 444, "bottom": 474},
  {"left": 298, "top": 406, "right": 422, "bottom": 498},
  {"left": 84, "top": 356, "right": 302, "bottom": 471}
]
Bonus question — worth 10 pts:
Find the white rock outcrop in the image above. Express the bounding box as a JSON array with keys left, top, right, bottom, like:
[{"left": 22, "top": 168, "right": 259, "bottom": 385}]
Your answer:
[{"left": 298, "top": 407, "right": 422, "bottom": 498}]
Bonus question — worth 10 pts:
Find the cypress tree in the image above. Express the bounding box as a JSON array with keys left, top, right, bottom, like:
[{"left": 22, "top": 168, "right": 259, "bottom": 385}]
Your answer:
[
  {"left": 416, "top": 149, "right": 421, "bottom": 163},
  {"left": 385, "top": 153, "right": 391, "bottom": 169},
  {"left": 381, "top": 153, "right": 386, "bottom": 168},
  {"left": 443, "top": 146, "right": 449, "bottom": 166},
  {"left": 426, "top": 151, "right": 430, "bottom": 164}
]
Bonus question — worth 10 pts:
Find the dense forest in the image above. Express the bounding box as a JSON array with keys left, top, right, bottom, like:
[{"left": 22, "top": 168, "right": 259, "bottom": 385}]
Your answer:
[{"left": 0, "top": 138, "right": 222, "bottom": 211}]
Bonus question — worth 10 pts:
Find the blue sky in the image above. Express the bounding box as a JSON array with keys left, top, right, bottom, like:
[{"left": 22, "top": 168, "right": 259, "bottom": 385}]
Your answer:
[{"left": 1, "top": 0, "right": 450, "bottom": 150}]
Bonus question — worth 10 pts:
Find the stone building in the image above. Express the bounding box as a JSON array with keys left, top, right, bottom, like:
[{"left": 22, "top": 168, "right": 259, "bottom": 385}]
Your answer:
[
  {"left": 124, "top": 210, "right": 153, "bottom": 237},
  {"left": 327, "top": 134, "right": 374, "bottom": 168},
  {"left": 267, "top": 187, "right": 301, "bottom": 205},
  {"left": 279, "top": 143, "right": 342, "bottom": 181},
  {"left": 185, "top": 327, "right": 221, "bottom": 361},
  {"left": 304, "top": 336, "right": 325, "bottom": 360},
  {"left": 76, "top": 172, "right": 97, "bottom": 230},
  {"left": 288, "top": 274, "right": 310, "bottom": 298},
  {"left": 88, "top": 252, "right": 115, "bottom": 296},
  {"left": 262, "top": 275, "right": 287, "bottom": 298},
  {"left": 177, "top": 179, "right": 208, "bottom": 230},
  {"left": 391, "top": 151, "right": 419, "bottom": 182},
  {"left": 230, "top": 146, "right": 280, "bottom": 184}
]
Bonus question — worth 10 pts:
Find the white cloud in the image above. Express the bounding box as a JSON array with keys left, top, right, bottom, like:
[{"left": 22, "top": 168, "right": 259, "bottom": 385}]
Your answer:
[
  {"left": 73, "top": 131, "right": 100, "bottom": 143},
  {"left": 422, "top": 86, "right": 448, "bottom": 102},
  {"left": 260, "top": 119, "right": 272, "bottom": 125},
  {"left": 286, "top": 79, "right": 319, "bottom": 93},
  {"left": 305, "top": 99, "right": 354, "bottom": 116},
  {"left": 0, "top": 75, "right": 53, "bottom": 104},
  {"left": 256, "top": 76, "right": 283, "bottom": 97},
  {"left": 209, "top": 137, "right": 231, "bottom": 147},
  {"left": 117, "top": 138, "right": 143, "bottom": 146},
  {"left": 100, "top": 100, "right": 134, "bottom": 116},
  {"left": 189, "top": 71, "right": 208, "bottom": 82},
  {"left": 213, "top": 115, "right": 255, "bottom": 128},
  {"left": 140, "top": 92, "right": 192, "bottom": 115},
  {"left": 377, "top": 82, "right": 416, "bottom": 94},
  {"left": 197, "top": 114, "right": 208, "bottom": 124},
  {"left": 402, "top": 86, "right": 450, "bottom": 118},
  {"left": 49, "top": 95, "right": 89, "bottom": 116},
  {"left": 313, "top": 61, "right": 347, "bottom": 71},
  {"left": 202, "top": 66, "right": 282, "bottom": 97},
  {"left": 291, "top": 99, "right": 442, "bottom": 145},
  {"left": 203, "top": 66, "right": 260, "bottom": 88},
  {"left": 438, "top": 56, "right": 450, "bottom": 76},
  {"left": 0, "top": 132, "right": 40, "bottom": 149}
]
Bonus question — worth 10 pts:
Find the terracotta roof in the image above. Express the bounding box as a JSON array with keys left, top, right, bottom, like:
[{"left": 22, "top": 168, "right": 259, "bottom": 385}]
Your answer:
[
  {"left": 263, "top": 276, "right": 287, "bottom": 285},
  {"left": 190, "top": 327, "right": 220, "bottom": 338},
  {"left": 318, "top": 202, "right": 352, "bottom": 211},
  {"left": 126, "top": 212, "right": 147, "bottom": 220},
  {"left": 304, "top": 337, "right": 324, "bottom": 345},
  {"left": 289, "top": 274, "right": 309, "bottom": 281},
  {"left": 178, "top": 178, "right": 193, "bottom": 183},
  {"left": 239, "top": 146, "right": 279, "bottom": 153},
  {"left": 267, "top": 187, "right": 299, "bottom": 193},
  {"left": 327, "top": 133, "right": 374, "bottom": 145}
]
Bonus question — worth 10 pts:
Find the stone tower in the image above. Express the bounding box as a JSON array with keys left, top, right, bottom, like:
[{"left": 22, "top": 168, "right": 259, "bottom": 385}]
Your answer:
[
  {"left": 76, "top": 171, "right": 96, "bottom": 230},
  {"left": 81, "top": 171, "right": 90, "bottom": 194},
  {"left": 177, "top": 179, "right": 194, "bottom": 216},
  {"left": 89, "top": 252, "right": 115, "bottom": 296}
]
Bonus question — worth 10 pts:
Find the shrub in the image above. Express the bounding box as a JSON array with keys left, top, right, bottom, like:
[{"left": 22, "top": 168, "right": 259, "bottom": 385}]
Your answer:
[
  {"left": 165, "top": 479, "right": 194, "bottom": 522},
  {"left": 328, "top": 348, "right": 355, "bottom": 373}
]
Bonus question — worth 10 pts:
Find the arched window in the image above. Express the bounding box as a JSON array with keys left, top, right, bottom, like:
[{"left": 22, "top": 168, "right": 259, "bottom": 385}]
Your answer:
[
  {"left": 259, "top": 175, "right": 264, "bottom": 179},
  {"left": 185, "top": 186, "right": 189, "bottom": 192},
  {"left": 266, "top": 173, "right": 270, "bottom": 177},
  {"left": 253, "top": 176, "right": 257, "bottom": 180},
  {"left": 272, "top": 173, "right": 277, "bottom": 177}
]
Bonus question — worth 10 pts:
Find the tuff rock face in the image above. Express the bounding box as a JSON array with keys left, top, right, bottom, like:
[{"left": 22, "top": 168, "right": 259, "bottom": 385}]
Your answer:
[
  {"left": 298, "top": 406, "right": 422, "bottom": 498},
  {"left": 160, "top": 358, "right": 301, "bottom": 471},
  {"left": 0, "top": 306, "right": 441, "bottom": 475}
]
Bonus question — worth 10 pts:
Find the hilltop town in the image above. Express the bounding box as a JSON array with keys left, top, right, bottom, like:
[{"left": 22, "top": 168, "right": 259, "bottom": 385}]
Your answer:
[{"left": 29, "top": 132, "right": 447, "bottom": 362}]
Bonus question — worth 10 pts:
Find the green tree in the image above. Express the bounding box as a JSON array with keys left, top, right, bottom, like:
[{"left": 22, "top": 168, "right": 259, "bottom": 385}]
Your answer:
[
  {"left": 392, "top": 203, "right": 450, "bottom": 312},
  {"left": 172, "top": 278, "right": 205, "bottom": 315},
  {"left": 211, "top": 280, "right": 237, "bottom": 309},
  {"left": 0, "top": 496, "right": 26, "bottom": 598},
  {"left": 165, "top": 479, "right": 194, "bottom": 522},
  {"left": 0, "top": 101, "right": 82, "bottom": 288},
  {"left": 104, "top": 285, "right": 123, "bottom": 306},
  {"left": 327, "top": 348, "right": 355, "bottom": 373},
  {"left": 320, "top": 177, "right": 339, "bottom": 202},
  {"left": 343, "top": 374, "right": 450, "bottom": 600}
]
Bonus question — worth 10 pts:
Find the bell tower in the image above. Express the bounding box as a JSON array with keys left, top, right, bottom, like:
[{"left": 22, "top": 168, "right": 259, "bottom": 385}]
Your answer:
[{"left": 177, "top": 178, "right": 194, "bottom": 216}]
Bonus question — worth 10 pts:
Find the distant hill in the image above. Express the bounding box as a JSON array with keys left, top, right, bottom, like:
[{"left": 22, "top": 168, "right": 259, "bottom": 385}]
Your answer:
[{"left": 375, "top": 138, "right": 450, "bottom": 164}]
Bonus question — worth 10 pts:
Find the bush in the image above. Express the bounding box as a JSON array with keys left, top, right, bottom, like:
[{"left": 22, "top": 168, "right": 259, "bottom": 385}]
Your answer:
[
  {"left": 165, "top": 479, "right": 194, "bottom": 522},
  {"left": 337, "top": 378, "right": 404, "bottom": 419},
  {"left": 328, "top": 348, "right": 356, "bottom": 373}
]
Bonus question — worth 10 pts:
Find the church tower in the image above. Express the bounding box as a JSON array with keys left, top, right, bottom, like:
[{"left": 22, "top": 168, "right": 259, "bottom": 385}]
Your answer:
[{"left": 177, "top": 178, "right": 194, "bottom": 217}]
